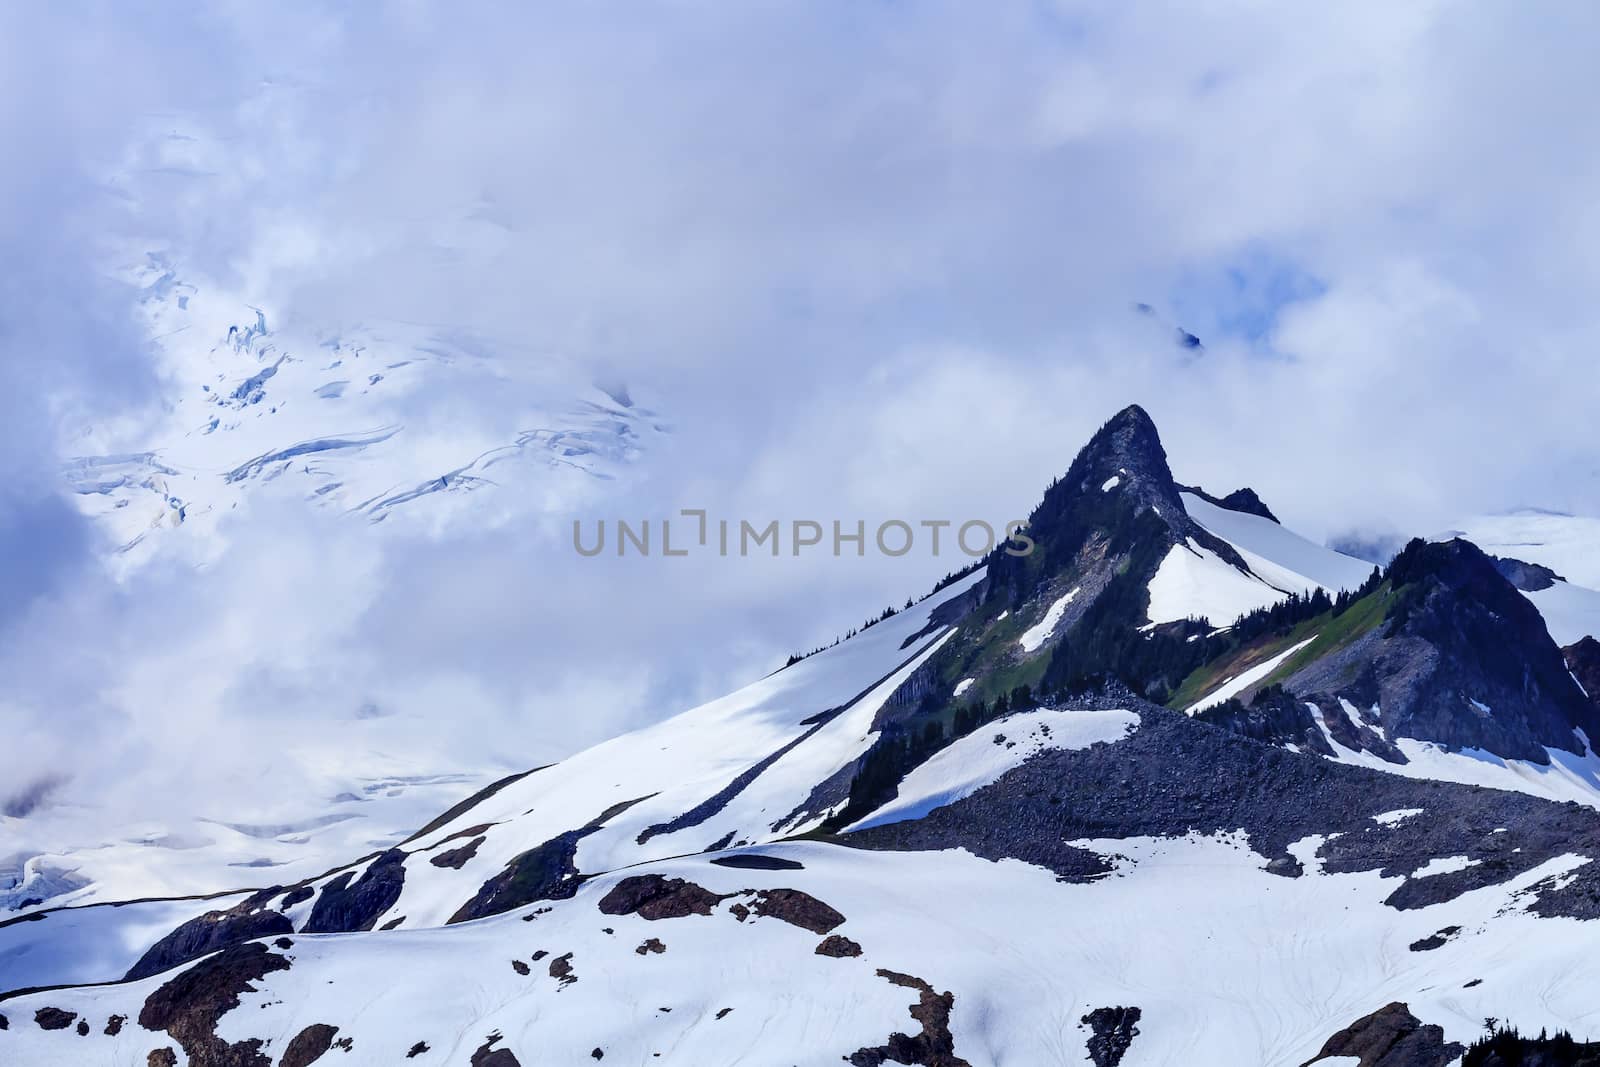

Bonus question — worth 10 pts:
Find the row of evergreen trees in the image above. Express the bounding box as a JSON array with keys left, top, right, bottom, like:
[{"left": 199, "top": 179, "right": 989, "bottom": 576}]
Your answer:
[{"left": 1464, "top": 1021, "right": 1599, "bottom": 1065}]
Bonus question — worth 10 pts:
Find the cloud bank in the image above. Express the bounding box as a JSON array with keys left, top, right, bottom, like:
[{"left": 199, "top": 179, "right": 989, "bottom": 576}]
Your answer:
[{"left": 3, "top": 3, "right": 1599, "bottom": 887}]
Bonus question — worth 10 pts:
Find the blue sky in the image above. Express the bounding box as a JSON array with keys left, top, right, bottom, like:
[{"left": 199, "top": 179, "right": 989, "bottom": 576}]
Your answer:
[{"left": 4, "top": 3, "right": 1600, "bottom": 839}]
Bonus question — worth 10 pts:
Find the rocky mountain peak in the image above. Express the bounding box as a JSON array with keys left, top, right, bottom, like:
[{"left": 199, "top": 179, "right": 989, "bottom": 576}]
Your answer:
[{"left": 1359, "top": 538, "right": 1597, "bottom": 759}]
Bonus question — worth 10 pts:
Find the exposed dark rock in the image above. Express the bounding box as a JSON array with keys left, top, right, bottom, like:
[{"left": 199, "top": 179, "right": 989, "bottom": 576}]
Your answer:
[
  {"left": 510, "top": 959, "right": 530, "bottom": 975},
  {"left": 76, "top": 1018, "right": 90, "bottom": 1035},
  {"left": 985, "top": 405, "right": 1255, "bottom": 612},
  {"left": 406, "top": 1041, "right": 430, "bottom": 1057},
  {"left": 709, "top": 854, "right": 804, "bottom": 871},
  {"left": 450, "top": 797, "right": 654, "bottom": 924},
  {"left": 138, "top": 941, "right": 291, "bottom": 1067},
  {"left": 1181, "top": 485, "right": 1279, "bottom": 523},
  {"left": 1302, "top": 1001, "right": 1463, "bottom": 1066},
  {"left": 847, "top": 702, "right": 1600, "bottom": 916},
  {"left": 716, "top": 1008, "right": 733, "bottom": 1020},
  {"left": 1320, "top": 539, "right": 1598, "bottom": 761},
  {"left": 105, "top": 1013, "right": 126, "bottom": 1034},
  {"left": 148, "top": 1051, "right": 178, "bottom": 1067},
  {"left": 1082, "top": 1006, "right": 1141, "bottom": 1067},
  {"left": 549, "top": 952, "right": 576, "bottom": 986},
  {"left": 847, "top": 969, "right": 969, "bottom": 1067},
  {"left": 126, "top": 898, "right": 295, "bottom": 981},
  {"left": 591, "top": 1050, "right": 604, "bottom": 1061},
  {"left": 380, "top": 916, "right": 406, "bottom": 930},
  {"left": 1218, "top": 488, "right": 1278, "bottom": 523},
  {"left": 429, "top": 836, "right": 485, "bottom": 869},
  {"left": 597, "top": 875, "right": 727, "bottom": 920},
  {"left": 273, "top": 937, "right": 294, "bottom": 950},
  {"left": 635, "top": 938, "right": 666, "bottom": 955},
  {"left": 280, "top": 1023, "right": 340, "bottom": 1067},
  {"left": 279, "top": 886, "right": 314, "bottom": 909},
  {"left": 303, "top": 849, "right": 406, "bottom": 933},
  {"left": 1491, "top": 556, "right": 1562, "bottom": 592},
  {"left": 531, "top": 950, "right": 547, "bottom": 961},
  {"left": 750, "top": 889, "right": 845, "bottom": 933},
  {"left": 470, "top": 1032, "right": 521, "bottom": 1067},
  {"left": 0, "top": 1010, "right": 7, "bottom": 1029},
  {"left": 1408, "top": 926, "right": 1461, "bottom": 952},
  {"left": 34, "top": 1006, "right": 77, "bottom": 1030},
  {"left": 816, "top": 934, "right": 863, "bottom": 957},
  {"left": 1566, "top": 637, "right": 1600, "bottom": 714},
  {"left": 1196, "top": 686, "right": 1336, "bottom": 758},
  {"left": 449, "top": 830, "right": 586, "bottom": 924}
]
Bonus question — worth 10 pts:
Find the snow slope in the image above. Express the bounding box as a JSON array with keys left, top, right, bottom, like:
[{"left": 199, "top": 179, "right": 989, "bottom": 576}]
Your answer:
[
  {"left": 1524, "top": 578, "right": 1600, "bottom": 646},
  {"left": 1307, "top": 703, "right": 1600, "bottom": 811},
  {"left": 845, "top": 707, "right": 1140, "bottom": 831},
  {"left": 6, "top": 835, "right": 1597, "bottom": 1066},
  {"left": 1181, "top": 492, "right": 1374, "bottom": 597},
  {"left": 1455, "top": 511, "right": 1600, "bottom": 591},
  {"left": 0, "top": 762, "right": 490, "bottom": 915},
  {"left": 1146, "top": 538, "right": 1287, "bottom": 626}
]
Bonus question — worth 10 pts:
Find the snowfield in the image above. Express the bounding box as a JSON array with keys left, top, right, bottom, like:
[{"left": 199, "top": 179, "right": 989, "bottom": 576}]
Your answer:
[
  {"left": 1181, "top": 492, "right": 1374, "bottom": 598},
  {"left": 1146, "top": 537, "right": 1287, "bottom": 626},
  {"left": 6, "top": 836, "right": 1600, "bottom": 1066},
  {"left": 1455, "top": 510, "right": 1600, "bottom": 592}
]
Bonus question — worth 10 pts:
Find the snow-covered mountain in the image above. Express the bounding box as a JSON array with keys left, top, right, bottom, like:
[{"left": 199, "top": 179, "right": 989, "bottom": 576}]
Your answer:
[
  {"left": 7, "top": 405, "right": 1600, "bottom": 1066},
  {"left": 64, "top": 254, "right": 667, "bottom": 571}
]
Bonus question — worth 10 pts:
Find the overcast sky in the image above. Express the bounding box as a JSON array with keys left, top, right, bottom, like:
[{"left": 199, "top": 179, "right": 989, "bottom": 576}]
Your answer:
[{"left": 4, "top": 3, "right": 1600, "bottom": 837}]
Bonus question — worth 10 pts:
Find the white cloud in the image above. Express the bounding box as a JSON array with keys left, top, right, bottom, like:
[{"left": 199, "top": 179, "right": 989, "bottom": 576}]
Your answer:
[{"left": 4, "top": 2, "right": 1600, "bottom": 900}]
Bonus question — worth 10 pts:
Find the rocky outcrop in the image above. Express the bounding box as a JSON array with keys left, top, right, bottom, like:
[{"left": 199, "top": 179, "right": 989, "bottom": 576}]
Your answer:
[
  {"left": 303, "top": 849, "right": 406, "bottom": 933},
  {"left": 1181, "top": 484, "right": 1280, "bottom": 523},
  {"left": 451, "top": 831, "right": 588, "bottom": 924},
  {"left": 816, "top": 934, "right": 863, "bottom": 957},
  {"left": 280, "top": 1023, "right": 341, "bottom": 1067},
  {"left": 597, "top": 875, "right": 725, "bottom": 920},
  {"left": 138, "top": 941, "right": 291, "bottom": 1067},
  {"left": 1303, "top": 1001, "right": 1462, "bottom": 1066},
  {"left": 1491, "top": 555, "right": 1562, "bottom": 592},
  {"left": 1082, "top": 1006, "right": 1141, "bottom": 1067},
  {"left": 1195, "top": 686, "right": 1336, "bottom": 757},
  {"left": 1278, "top": 539, "right": 1598, "bottom": 762},
  {"left": 1566, "top": 637, "right": 1600, "bottom": 714},
  {"left": 126, "top": 896, "right": 294, "bottom": 981},
  {"left": 985, "top": 405, "right": 1255, "bottom": 611},
  {"left": 848, "top": 969, "right": 969, "bottom": 1067},
  {"left": 848, "top": 702, "right": 1600, "bottom": 916}
]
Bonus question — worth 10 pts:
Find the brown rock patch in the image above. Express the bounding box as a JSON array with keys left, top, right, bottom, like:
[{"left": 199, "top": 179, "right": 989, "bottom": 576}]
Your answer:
[
  {"left": 816, "top": 934, "right": 863, "bottom": 957},
  {"left": 280, "top": 1023, "right": 340, "bottom": 1067}
]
